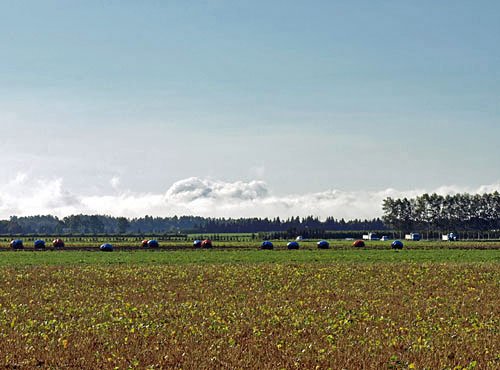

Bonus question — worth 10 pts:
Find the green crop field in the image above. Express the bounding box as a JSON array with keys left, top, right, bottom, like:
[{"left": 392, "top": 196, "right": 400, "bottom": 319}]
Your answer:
[
  {"left": 0, "top": 247, "right": 498, "bottom": 369},
  {"left": 0, "top": 249, "right": 499, "bottom": 266},
  {"left": 1, "top": 236, "right": 500, "bottom": 250}
]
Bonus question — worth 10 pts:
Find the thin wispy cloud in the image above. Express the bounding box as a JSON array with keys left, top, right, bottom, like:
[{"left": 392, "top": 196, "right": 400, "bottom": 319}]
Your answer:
[
  {"left": 110, "top": 176, "right": 121, "bottom": 190},
  {"left": 0, "top": 174, "right": 498, "bottom": 220}
]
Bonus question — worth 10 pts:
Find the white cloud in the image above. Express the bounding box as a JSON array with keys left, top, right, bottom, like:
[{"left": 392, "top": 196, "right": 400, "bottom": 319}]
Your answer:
[
  {"left": 110, "top": 176, "right": 121, "bottom": 190},
  {"left": 165, "top": 177, "right": 268, "bottom": 202},
  {"left": 0, "top": 173, "right": 498, "bottom": 220},
  {"left": 248, "top": 165, "right": 266, "bottom": 178},
  {"left": 0, "top": 175, "right": 82, "bottom": 217}
]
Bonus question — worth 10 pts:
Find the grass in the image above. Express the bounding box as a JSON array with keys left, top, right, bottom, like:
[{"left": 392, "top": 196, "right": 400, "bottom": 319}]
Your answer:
[{"left": 0, "top": 248, "right": 499, "bottom": 266}]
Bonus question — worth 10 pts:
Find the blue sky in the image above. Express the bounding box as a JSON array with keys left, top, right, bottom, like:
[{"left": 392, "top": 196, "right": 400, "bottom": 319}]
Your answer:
[{"left": 0, "top": 1, "right": 499, "bottom": 218}]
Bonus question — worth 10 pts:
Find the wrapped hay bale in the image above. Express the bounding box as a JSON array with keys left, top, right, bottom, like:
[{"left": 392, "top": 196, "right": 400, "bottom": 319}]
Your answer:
[
  {"left": 100, "top": 243, "right": 113, "bottom": 252},
  {"left": 10, "top": 239, "right": 24, "bottom": 250},
  {"left": 147, "top": 239, "right": 159, "bottom": 248},
  {"left": 352, "top": 240, "right": 365, "bottom": 248},
  {"left": 201, "top": 239, "right": 212, "bottom": 248},
  {"left": 391, "top": 240, "right": 404, "bottom": 250},
  {"left": 317, "top": 240, "right": 330, "bottom": 249},
  {"left": 287, "top": 241, "right": 299, "bottom": 250},
  {"left": 34, "top": 239, "right": 46, "bottom": 250},
  {"left": 52, "top": 238, "right": 65, "bottom": 249},
  {"left": 260, "top": 241, "right": 274, "bottom": 250}
]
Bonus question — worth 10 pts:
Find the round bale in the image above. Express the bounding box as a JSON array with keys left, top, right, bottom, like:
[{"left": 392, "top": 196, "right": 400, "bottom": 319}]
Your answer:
[
  {"left": 100, "top": 243, "right": 113, "bottom": 252},
  {"left": 193, "top": 240, "right": 202, "bottom": 248},
  {"left": 391, "top": 240, "right": 404, "bottom": 250},
  {"left": 287, "top": 241, "right": 299, "bottom": 250},
  {"left": 34, "top": 239, "right": 46, "bottom": 250},
  {"left": 147, "top": 239, "right": 159, "bottom": 248},
  {"left": 141, "top": 239, "right": 149, "bottom": 248},
  {"left": 317, "top": 240, "right": 330, "bottom": 249},
  {"left": 353, "top": 240, "right": 365, "bottom": 248},
  {"left": 52, "top": 238, "right": 65, "bottom": 249},
  {"left": 260, "top": 240, "right": 274, "bottom": 250},
  {"left": 201, "top": 239, "right": 212, "bottom": 248},
  {"left": 10, "top": 239, "right": 24, "bottom": 250}
]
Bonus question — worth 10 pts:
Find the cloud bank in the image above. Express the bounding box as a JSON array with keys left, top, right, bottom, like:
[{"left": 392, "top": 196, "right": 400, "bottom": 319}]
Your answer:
[{"left": 0, "top": 174, "right": 499, "bottom": 220}]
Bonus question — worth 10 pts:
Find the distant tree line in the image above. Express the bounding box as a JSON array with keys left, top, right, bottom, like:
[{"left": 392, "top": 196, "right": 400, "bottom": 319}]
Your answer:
[
  {"left": 1, "top": 191, "right": 497, "bottom": 237},
  {"left": 382, "top": 192, "right": 500, "bottom": 238},
  {"left": 0, "top": 214, "right": 387, "bottom": 235}
]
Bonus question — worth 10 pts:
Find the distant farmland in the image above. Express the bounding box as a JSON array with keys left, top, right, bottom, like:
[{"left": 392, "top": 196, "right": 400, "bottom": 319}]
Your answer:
[{"left": 1, "top": 235, "right": 500, "bottom": 250}]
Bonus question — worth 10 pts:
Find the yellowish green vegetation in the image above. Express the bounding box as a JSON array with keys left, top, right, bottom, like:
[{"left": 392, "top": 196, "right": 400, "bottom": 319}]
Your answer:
[{"left": 0, "top": 257, "right": 498, "bottom": 369}]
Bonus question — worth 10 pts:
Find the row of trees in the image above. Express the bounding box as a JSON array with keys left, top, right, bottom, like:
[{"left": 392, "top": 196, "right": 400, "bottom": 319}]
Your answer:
[
  {"left": 382, "top": 192, "right": 500, "bottom": 237},
  {"left": 0, "top": 214, "right": 388, "bottom": 235},
  {"left": 1, "top": 191, "right": 497, "bottom": 236}
]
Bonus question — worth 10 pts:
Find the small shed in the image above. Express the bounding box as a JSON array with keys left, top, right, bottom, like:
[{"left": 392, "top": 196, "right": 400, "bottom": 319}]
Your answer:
[
  {"left": 442, "top": 233, "right": 458, "bottom": 241},
  {"left": 405, "top": 233, "right": 421, "bottom": 241}
]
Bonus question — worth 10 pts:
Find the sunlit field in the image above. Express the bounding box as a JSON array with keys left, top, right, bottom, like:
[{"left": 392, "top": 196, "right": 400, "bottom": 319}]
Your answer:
[
  {"left": 0, "top": 247, "right": 498, "bottom": 369},
  {"left": 1, "top": 236, "right": 500, "bottom": 250},
  {"left": 0, "top": 260, "right": 498, "bottom": 369}
]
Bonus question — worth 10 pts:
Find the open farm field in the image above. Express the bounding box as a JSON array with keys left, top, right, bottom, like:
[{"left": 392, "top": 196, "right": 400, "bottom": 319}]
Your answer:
[
  {"left": 0, "top": 249, "right": 499, "bottom": 266},
  {"left": 0, "top": 256, "right": 498, "bottom": 369},
  {"left": 1, "top": 237, "right": 499, "bottom": 251}
]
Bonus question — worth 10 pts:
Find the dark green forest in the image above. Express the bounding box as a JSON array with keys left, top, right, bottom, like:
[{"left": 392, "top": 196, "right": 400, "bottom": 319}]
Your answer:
[
  {"left": 0, "top": 214, "right": 386, "bottom": 236},
  {"left": 382, "top": 192, "right": 500, "bottom": 238}
]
